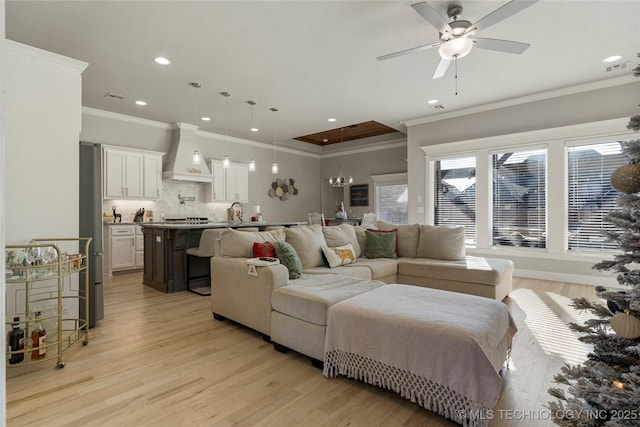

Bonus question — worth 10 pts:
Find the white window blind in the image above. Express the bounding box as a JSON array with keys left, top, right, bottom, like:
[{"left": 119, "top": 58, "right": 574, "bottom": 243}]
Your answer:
[
  {"left": 492, "top": 149, "right": 546, "bottom": 248},
  {"left": 434, "top": 157, "right": 476, "bottom": 244},
  {"left": 376, "top": 183, "right": 408, "bottom": 224},
  {"left": 568, "top": 142, "right": 625, "bottom": 251}
]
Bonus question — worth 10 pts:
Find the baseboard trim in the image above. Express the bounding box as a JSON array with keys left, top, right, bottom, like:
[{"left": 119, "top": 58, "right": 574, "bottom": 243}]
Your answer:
[{"left": 514, "top": 268, "right": 622, "bottom": 288}]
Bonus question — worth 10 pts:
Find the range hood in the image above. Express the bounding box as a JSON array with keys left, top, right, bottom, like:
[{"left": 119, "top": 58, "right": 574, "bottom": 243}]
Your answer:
[{"left": 163, "top": 122, "right": 213, "bottom": 183}]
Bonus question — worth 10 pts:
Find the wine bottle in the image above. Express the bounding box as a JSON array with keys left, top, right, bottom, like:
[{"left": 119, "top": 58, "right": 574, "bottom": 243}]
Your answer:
[
  {"left": 31, "top": 311, "right": 47, "bottom": 360},
  {"left": 8, "top": 316, "right": 25, "bottom": 364}
]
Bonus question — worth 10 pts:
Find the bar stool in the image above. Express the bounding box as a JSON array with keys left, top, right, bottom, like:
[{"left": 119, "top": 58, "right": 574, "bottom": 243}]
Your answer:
[{"left": 184, "top": 229, "right": 218, "bottom": 296}]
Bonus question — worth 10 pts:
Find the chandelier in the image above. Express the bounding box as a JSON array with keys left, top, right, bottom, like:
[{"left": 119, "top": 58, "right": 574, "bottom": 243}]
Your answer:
[{"left": 329, "top": 127, "right": 353, "bottom": 188}]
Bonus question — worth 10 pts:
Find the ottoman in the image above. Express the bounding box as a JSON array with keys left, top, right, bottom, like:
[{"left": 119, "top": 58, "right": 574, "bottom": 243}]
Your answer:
[
  {"left": 323, "top": 284, "right": 517, "bottom": 427},
  {"left": 270, "top": 274, "right": 384, "bottom": 362}
]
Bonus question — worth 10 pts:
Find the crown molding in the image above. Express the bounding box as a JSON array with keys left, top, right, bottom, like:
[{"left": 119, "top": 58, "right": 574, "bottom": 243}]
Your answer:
[
  {"left": 405, "top": 75, "right": 638, "bottom": 127},
  {"left": 5, "top": 39, "right": 88, "bottom": 72},
  {"left": 82, "top": 107, "right": 406, "bottom": 159},
  {"left": 83, "top": 107, "right": 173, "bottom": 130},
  {"left": 322, "top": 139, "right": 407, "bottom": 158}
]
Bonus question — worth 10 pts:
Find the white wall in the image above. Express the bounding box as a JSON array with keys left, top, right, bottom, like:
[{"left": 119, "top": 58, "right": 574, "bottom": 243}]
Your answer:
[
  {"left": 5, "top": 41, "right": 86, "bottom": 243},
  {"left": 1, "top": 1, "right": 7, "bottom": 422}
]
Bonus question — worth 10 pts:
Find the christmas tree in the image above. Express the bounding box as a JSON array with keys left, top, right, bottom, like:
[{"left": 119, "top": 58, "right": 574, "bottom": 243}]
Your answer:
[{"left": 547, "top": 55, "right": 640, "bottom": 426}]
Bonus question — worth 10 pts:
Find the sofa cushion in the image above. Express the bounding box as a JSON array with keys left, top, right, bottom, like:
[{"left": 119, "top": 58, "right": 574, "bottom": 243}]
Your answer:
[
  {"left": 354, "top": 225, "right": 375, "bottom": 256},
  {"left": 219, "top": 228, "right": 286, "bottom": 258},
  {"left": 365, "top": 230, "right": 397, "bottom": 259},
  {"left": 285, "top": 224, "right": 328, "bottom": 269},
  {"left": 397, "top": 256, "right": 513, "bottom": 286},
  {"left": 349, "top": 257, "right": 398, "bottom": 281},
  {"left": 271, "top": 274, "right": 384, "bottom": 325},
  {"left": 322, "top": 224, "right": 361, "bottom": 258},
  {"left": 275, "top": 241, "right": 303, "bottom": 279},
  {"left": 321, "top": 243, "right": 357, "bottom": 268},
  {"left": 416, "top": 225, "right": 466, "bottom": 261},
  {"left": 302, "top": 265, "right": 372, "bottom": 280},
  {"left": 377, "top": 221, "right": 420, "bottom": 258},
  {"left": 252, "top": 241, "right": 276, "bottom": 258}
]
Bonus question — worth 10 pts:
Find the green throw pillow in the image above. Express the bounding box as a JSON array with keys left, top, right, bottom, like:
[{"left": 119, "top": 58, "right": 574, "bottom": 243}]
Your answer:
[
  {"left": 275, "top": 241, "right": 303, "bottom": 279},
  {"left": 365, "top": 230, "right": 398, "bottom": 259}
]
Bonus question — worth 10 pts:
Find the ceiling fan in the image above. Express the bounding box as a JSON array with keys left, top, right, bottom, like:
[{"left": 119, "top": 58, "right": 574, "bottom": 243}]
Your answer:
[{"left": 378, "top": 1, "right": 538, "bottom": 79}]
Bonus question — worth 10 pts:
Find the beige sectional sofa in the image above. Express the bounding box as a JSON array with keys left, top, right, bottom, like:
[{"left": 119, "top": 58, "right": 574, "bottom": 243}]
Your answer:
[{"left": 210, "top": 222, "right": 513, "bottom": 359}]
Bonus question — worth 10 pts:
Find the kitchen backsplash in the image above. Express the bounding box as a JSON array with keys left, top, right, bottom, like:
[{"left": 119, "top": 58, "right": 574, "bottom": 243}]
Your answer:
[{"left": 102, "top": 181, "right": 231, "bottom": 222}]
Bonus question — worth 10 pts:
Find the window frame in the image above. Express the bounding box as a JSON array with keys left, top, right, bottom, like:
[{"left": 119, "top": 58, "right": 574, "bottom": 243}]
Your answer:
[
  {"left": 421, "top": 117, "right": 635, "bottom": 261},
  {"left": 371, "top": 173, "right": 408, "bottom": 225}
]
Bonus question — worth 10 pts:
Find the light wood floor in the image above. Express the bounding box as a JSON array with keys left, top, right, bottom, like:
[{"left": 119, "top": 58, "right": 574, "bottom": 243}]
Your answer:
[{"left": 6, "top": 273, "right": 599, "bottom": 426}]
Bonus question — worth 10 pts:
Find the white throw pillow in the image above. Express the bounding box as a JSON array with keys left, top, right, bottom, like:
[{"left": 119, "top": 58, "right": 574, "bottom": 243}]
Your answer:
[{"left": 321, "top": 243, "right": 357, "bottom": 268}]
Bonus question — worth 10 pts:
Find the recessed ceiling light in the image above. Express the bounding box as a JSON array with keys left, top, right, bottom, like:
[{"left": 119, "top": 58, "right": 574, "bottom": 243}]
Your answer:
[
  {"left": 328, "top": 118, "right": 337, "bottom": 122},
  {"left": 603, "top": 55, "right": 622, "bottom": 63},
  {"left": 250, "top": 127, "right": 259, "bottom": 132},
  {"left": 201, "top": 116, "right": 211, "bottom": 121},
  {"left": 135, "top": 100, "right": 147, "bottom": 106},
  {"left": 427, "top": 99, "right": 439, "bottom": 104},
  {"left": 154, "top": 57, "right": 170, "bottom": 65}
]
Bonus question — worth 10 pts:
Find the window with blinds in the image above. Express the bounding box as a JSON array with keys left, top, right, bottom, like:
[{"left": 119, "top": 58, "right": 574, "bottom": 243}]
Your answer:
[
  {"left": 492, "top": 149, "right": 546, "bottom": 248},
  {"left": 375, "top": 184, "right": 408, "bottom": 224},
  {"left": 434, "top": 157, "right": 476, "bottom": 244},
  {"left": 568, "top": 142, "right": 625, "bottom": 251}
]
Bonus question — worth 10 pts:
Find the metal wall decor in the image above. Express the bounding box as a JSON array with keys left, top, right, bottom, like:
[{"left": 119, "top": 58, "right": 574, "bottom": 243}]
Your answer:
[{"left": 269, "top": 178, "right": 298, "bottom": 201}]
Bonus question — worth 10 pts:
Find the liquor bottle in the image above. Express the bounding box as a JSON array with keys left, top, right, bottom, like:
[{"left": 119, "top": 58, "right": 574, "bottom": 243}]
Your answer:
[
  {"left": 8, "top": 316, "right": 25, "bottom": 364},
  {"left": 31, "top": 311, "right": 47, "bottom": 360}
]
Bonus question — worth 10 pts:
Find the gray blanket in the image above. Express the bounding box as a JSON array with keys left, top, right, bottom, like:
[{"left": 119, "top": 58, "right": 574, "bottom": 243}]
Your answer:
[{"left": 323, "top": 284, "right": 517, "bottom": 427}]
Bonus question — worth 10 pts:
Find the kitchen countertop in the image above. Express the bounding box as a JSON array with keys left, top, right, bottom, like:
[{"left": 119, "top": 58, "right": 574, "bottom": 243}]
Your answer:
[
  {"left": 139, "top": 221, "right": 306, "bottom": 230},
  {"left": 103, "top": 221, "right": 146, "bottom": 225}
]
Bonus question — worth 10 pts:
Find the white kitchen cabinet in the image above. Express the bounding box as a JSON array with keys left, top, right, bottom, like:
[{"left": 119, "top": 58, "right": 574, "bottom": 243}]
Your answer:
[
  {"left": 103, "top": 148, "right": 143, "bottom": 198},
  {"left": 206, "top": 160, "right": 249, "bottom": 202},
  {"left": 210, "top": 160, "right": 226, "bottom": 202},
  {"left": 135, "top": 226, "right": 144, "bottom": 268},
  {"left": 103, "top": 146, "right": 163, "bottom": 200},
  {"left": 143, "top": 154, "right": 162, "bottom": 199},
  {"left": 226, "top": 163, "right": 249, "bottom": 203},
  {"left": 105, "top": 225, "right": 140, "bottom": 274}
]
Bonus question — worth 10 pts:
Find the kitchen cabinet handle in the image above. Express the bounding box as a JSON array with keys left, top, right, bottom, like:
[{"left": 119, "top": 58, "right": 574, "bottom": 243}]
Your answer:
[{"left": 121, "top": 187, "right": 125, "bottom": 196}]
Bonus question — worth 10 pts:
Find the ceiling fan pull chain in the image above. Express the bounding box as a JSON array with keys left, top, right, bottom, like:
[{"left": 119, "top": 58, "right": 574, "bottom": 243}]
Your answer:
[{"left": 455, "top": 56, "right": 459, "bottom": 96}]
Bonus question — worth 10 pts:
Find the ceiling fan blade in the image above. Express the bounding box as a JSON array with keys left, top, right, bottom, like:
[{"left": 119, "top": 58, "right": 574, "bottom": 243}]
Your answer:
[
  {"left": 411, "top": 2, "right": 453, "bottom": 34},
  {"left": 377, "top": 41, "right": 440, "bottom": 61},
  {"left": 468, "top": 0, "right": 538, "bottom": 34},
  {"left": 473, "top": 37, "right": 531, "bottom": 54},
  {"left": 432, "top": 58, "right": 451, "bottom": 79}
]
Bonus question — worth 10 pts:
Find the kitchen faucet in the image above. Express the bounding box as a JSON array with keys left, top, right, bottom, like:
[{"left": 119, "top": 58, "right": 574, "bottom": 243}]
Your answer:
[{"left": 231, "top": 202, "right": 243, "bottom": 222}]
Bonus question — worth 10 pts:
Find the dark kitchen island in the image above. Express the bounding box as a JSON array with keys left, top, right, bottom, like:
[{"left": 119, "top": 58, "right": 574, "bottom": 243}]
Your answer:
[{"left": 141, "top": 221, "right": 304, "bottom": 293}]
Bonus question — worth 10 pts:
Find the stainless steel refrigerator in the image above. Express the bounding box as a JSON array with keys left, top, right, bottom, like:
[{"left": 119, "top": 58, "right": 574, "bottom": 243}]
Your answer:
[{"left": 79, "top": 141, "right": 105, "bottom": 327}]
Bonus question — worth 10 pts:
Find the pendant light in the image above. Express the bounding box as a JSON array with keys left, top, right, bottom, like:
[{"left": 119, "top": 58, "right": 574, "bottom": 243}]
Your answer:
[
  {"left": 190, "top": 82, "right": 203, "bottom": 166},
  {"left": 329, "top": 127, "right": 353, "bottom": 187},
  {"left": 220, "top": 91, "right": 231, "bottom": 168},
  {"left": 247, "top": 100, "right": 258, "bottom": 172},
  {"left": 270, "top": 107, "right": 279, "bottom": 174}
]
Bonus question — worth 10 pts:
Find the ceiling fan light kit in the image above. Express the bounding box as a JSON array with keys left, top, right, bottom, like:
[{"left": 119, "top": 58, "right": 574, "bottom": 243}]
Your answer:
[{"left": 439, "top": 37, "right": 473, "bottom": 60}]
